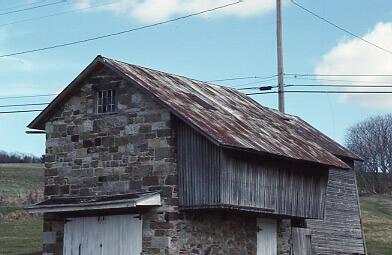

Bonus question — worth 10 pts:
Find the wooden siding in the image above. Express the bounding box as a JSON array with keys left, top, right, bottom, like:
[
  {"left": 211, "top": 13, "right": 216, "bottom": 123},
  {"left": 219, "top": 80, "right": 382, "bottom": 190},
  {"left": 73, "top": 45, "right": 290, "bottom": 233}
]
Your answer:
[
  {"left": 306, "top": 168, "right": 366, "bottom": 254},
  {"left": 292, "top": 228, "right": 312, "bottom": 255},
  {"left": 177, "top": 120, "right": 328, "bottom": 219},
  {"left": 220, "top": 150, "right": 328, "bottom": 219},
  {"left": 177, "top": 120, "right": 221, "bottom": 207}
]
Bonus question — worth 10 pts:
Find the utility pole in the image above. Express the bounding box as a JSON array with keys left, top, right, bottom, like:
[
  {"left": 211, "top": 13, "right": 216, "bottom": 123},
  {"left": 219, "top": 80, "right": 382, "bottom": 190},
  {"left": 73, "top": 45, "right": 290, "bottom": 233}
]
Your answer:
[{"left": 276, "top": 0, "right": 285, "bottom": 113}]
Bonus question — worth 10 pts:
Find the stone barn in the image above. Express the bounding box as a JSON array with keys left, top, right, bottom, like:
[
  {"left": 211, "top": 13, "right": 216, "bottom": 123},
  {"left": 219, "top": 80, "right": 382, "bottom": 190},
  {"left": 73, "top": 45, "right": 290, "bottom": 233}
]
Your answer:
[{"left": 27, "top": 55, "right": 366, "bottom": 255}]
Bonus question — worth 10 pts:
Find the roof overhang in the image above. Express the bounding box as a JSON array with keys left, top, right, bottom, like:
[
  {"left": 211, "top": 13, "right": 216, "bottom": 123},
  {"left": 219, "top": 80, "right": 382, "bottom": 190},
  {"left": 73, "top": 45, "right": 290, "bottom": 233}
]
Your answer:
[{"left": 26, "top": 192, "right": 161, "bottom": 214}]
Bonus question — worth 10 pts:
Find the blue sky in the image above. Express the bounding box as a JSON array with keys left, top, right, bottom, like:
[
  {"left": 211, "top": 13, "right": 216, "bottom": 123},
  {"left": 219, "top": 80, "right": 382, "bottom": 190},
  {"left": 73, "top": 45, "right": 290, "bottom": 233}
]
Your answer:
[{"left": 0, "top": 0, "right": 391, "bottom": 156}]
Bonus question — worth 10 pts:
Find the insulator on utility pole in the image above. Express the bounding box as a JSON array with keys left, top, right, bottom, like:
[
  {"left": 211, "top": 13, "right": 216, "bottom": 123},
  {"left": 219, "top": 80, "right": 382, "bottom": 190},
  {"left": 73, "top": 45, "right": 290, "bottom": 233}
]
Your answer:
[{"left": 276, "top": 0, "right": 285, "bottom": 113}]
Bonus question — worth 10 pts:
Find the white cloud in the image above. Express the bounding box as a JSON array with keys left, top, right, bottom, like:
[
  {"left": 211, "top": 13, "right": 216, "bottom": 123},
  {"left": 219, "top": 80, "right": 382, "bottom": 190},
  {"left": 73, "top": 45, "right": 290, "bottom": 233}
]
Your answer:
[
  {"left": 74, "top": 0, "right": 277, "bottom": 23},
  {"left": 315, "top": 22, "right": 392, "bottom": 110}
]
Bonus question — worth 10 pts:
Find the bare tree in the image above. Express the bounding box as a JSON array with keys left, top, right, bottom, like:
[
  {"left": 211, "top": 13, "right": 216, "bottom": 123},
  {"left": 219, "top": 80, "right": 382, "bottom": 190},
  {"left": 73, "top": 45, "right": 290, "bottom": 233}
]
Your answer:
[{"left": 346, "top": 114, "right": 392, "bottom": 194}]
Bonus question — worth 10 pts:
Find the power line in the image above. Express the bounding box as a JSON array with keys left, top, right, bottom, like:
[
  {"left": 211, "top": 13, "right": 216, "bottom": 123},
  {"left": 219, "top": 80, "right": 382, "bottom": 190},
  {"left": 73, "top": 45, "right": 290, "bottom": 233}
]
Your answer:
[
  {"left": 246, "top": 90, "right": 392, "bottom": 95},
  {"left": 0, "top": 1, "right": 119, "bottom": 28},
  {"left": 286, "top": 73, "right": 392, "bottom": 77},
  {"left": 0, "top": 94, "right": 57, "bottom": 100},
  {"left": 286, "top": 76, "right": 392, "bottom": 85},
  {"left": 207, "top": 74, "right": 277, "bottom": 83},
  {"left": 237, "top": 85, "right": 277, "bottom": 91},
  {"left": 229, "top": 77, "right": 277, "bottom": 87},
  {"left": 0, "top": 0, "right": 50, "bottom": 12},
  {"left": 237, "top": 84, "right": 392, "bottom": 91},
  {"left": 0, "top": 0, "right": 66, "bottom": 16},
  {"left": 0, "top": 1, "right": 242, "bottom": 58},
  {"left": 238, "top": 85, "right": 276, "bottom": 91},
  {"left": 0, "top": 109, "right": 44, "bottom": 114},
  {"left": 286, "top": 84, "right": 392, "bottom": 88},
  {"left": 0, "top": 102, "right": 49, "bottom": 108},
  {"left": 290, "top": 0, "right": 392, "bottom": 56}
]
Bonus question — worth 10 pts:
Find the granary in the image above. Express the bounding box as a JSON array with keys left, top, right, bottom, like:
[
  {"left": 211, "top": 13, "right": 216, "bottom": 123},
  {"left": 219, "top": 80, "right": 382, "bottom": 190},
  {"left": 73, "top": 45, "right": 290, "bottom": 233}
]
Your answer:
[{"left": 27, "top": 55, "right": 366, "bottom": 255}]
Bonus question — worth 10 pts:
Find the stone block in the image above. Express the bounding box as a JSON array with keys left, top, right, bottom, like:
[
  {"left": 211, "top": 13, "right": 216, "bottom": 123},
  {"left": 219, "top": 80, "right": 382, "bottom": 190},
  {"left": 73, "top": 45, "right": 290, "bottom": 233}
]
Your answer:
[
  {"left": 143, "top": 176, "right": 159, "bottom": 186},
  {"left": 155, "top": 147, "right": 172, "bottom": 160}
]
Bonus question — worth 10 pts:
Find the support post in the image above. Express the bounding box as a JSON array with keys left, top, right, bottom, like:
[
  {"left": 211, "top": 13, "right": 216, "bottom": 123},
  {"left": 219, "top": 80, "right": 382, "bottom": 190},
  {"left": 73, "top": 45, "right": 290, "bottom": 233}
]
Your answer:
[{"left": 277, "top": 0, "right": 285, "bottom": 113}]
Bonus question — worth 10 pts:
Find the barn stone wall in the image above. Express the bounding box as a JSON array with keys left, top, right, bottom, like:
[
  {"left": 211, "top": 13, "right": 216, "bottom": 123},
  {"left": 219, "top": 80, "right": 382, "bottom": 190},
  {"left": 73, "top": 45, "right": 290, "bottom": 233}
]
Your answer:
[
  {"left": 43, "top": 66, "right": 178, "bottom": 255},
  {"left": 42, "top": 66, "right": 292, "bottom": 254}
]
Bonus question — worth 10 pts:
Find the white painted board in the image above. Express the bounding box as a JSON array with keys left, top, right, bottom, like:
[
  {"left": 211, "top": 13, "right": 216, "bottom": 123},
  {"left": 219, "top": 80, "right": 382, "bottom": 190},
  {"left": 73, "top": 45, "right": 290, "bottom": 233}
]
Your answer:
[
  {"left": 257, "top": 218, "right": 277, "bottom": 255},
  {"left": 63, "top": 214, "right": 142, "bottom": 255}
]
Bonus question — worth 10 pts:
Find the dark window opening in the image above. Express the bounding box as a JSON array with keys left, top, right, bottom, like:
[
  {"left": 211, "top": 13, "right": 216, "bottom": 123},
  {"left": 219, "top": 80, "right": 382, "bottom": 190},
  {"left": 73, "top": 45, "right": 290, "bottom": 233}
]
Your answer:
[{"left": 97, "top": 89, "right": 116, "bottom": 113}]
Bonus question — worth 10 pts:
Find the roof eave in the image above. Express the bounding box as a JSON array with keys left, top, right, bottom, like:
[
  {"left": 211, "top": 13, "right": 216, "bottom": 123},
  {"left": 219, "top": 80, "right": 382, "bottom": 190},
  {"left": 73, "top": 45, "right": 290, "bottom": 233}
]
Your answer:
[
  {"left": 221, "top": 144, "right": 351, "bottom": 170},
  {"left": 27, "top": 55, "right": 105, "bottom": 130},
  {"left": 26, "top": 192, "right": 161, "bottom": 214}
]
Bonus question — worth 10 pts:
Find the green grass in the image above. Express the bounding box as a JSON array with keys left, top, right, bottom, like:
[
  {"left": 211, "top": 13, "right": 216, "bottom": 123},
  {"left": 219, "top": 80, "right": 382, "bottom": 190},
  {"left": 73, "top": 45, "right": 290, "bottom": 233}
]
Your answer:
[
  {"left": 0, "top": 216, "right": 43, "bottom": 255},
  {"left": 0, "top": 206, "right": 21, "bottom": 215},
  {"left": 0, "top": 164, "right": 44, "bottom": 255},
  {"left": 360, "top": 196, "right": 392, "bottom": 255},
  {"left": 0, "top": 163, "right": 44, "bottom": 204}
]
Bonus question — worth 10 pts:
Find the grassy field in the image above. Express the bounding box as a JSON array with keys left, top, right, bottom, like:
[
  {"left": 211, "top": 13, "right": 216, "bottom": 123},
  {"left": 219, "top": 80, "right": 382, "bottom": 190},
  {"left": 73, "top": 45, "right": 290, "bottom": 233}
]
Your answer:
[
  {"left": 0, "top": 164, "right": 44, "bottom": 204},
  {"left": 0, "top": 164, "right": 392, "bottom": 254},
  {"left": 0, "top": 163, "right": 44, "bottom": 255},
  {"left": 0, "top": 217, "right": 43, "bottom": 255},
  {"left": 361, "top": 196, "right": 392, "bottom": 255}
]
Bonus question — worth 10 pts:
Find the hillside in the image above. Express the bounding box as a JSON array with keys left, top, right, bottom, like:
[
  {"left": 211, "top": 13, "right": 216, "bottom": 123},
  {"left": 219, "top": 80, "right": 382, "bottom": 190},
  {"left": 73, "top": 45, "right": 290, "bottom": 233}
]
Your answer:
[
  {"left": 0, "top": 164, "right": 44, "bottom": 255},
  {"left": 361, "top": 196, "right": 392, "bottom": 255},
  {"left": 0, "top": 164, "right": 391, "bottom": 254}
]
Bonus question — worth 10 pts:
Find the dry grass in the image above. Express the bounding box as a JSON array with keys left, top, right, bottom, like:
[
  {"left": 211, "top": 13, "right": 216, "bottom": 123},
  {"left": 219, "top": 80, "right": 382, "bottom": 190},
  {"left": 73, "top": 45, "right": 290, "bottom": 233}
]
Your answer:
[
  {"left": 0, "top": 163, "right": 44, "bottom": 205},
  {"left": 0, "top": 215, "right": 43, "bottom": 255},
  {"left": 360, "top": 196, "right": 392, "bottom": 255}
]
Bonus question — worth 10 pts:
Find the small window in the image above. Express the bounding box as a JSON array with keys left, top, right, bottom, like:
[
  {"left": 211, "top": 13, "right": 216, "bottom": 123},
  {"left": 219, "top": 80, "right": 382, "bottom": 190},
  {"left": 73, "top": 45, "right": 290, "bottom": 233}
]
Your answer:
[{"left": 97, "top": 89, "right": 116, "bottom": 113}]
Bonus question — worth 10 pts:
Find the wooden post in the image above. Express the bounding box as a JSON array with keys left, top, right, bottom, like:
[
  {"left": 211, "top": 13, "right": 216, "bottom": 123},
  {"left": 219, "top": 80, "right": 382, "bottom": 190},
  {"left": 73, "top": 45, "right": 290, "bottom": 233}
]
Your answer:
[{"left": 277, "top": 0, "right": 285, "bottom": 113}]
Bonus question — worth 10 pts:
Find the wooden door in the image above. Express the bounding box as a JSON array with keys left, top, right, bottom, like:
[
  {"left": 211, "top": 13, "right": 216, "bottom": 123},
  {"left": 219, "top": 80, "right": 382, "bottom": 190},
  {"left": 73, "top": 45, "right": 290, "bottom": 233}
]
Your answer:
[
  {"left": 63, "top": 215, "right": 142, "bottom": 255},
  {"left": 257, "top": 218, "right": 277, "bottom": 255}
]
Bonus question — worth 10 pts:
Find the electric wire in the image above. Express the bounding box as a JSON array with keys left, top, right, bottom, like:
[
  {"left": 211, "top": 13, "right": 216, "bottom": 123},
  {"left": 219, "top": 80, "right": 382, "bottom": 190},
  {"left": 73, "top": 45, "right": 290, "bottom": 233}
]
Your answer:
[
  {"left": 0, "top": 1, "right": 119, "bottom": 28},
  {"left": 246, "top": 90, "right": 392, "bottom": 96},
  {"left": 0, "top": 1, "right": 242, "bottom": 58},
  {"left": 207, "top": 74, "right": 277, "bottom": 83},
  {"left": 228, "top": 78, "right": 278, "bottom": 89},
  {"left": 0, "top": 94, "right": 57, "bottom": 100},
  {"left": 0, "top": 0, "right": 51, "bottom": 12},
  {"left": 290, "top": 0, "right": 392, "bottom": 56},
  {"left": 0, "top": 0, "right": 66, "bottom": 16},
  {"left": 285, "top": 84, "right": 392, "bottom": 88},
  {"left": 286, "top": 73, "right": 392, "bottom": 77},
  {"left": 0, "top": 109, "right": 44, "bottom": 114},
  {"left": 286, "top": 76, "right": 392, "bottom": 85},
  {"left": 0, "top": 102, "right": 50, "bottom": 108}
]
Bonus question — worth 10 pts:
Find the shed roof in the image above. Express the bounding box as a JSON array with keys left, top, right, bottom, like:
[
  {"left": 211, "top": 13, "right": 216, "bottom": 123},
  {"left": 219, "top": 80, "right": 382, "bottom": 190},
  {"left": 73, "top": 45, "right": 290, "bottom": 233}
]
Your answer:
[
  {"left": 26, "top": 192, "right": 161, "bottom": 213},
  {"left": 28, "top": 55, "right": 360, "bottom": 169}
]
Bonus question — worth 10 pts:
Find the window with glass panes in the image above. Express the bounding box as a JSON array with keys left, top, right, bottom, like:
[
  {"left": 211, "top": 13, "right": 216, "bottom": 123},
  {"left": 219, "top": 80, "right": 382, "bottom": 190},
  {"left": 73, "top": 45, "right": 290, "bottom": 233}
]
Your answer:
[{"left": 97, "top": 89, "right": 116, "bottom": 113}]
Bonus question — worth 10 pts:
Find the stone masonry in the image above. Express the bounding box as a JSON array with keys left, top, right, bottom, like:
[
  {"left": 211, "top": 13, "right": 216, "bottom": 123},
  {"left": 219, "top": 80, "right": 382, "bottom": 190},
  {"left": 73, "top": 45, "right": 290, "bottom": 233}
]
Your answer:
[
  {"left": 42, "top": 65, "right": 292, "bottom": 254},
  {"left": 43, "top": 65, "right": 178, "bottom": 254}
]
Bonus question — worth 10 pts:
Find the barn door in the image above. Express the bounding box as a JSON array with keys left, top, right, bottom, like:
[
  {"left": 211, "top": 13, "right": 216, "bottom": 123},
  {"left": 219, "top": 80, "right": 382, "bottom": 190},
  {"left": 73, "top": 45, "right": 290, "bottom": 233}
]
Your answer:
[
  {"left": 257, "top": 218, "right": 277, "bottom": 255},
  {"left": 63, "top": 215, "right": 142, "bottom": 255}
]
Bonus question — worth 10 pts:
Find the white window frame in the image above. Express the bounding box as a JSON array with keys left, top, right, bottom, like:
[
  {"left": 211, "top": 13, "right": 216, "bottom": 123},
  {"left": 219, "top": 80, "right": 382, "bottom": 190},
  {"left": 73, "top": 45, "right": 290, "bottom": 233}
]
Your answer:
[{"left": 97, "top": 89, "right": 116, "bottom": 113}]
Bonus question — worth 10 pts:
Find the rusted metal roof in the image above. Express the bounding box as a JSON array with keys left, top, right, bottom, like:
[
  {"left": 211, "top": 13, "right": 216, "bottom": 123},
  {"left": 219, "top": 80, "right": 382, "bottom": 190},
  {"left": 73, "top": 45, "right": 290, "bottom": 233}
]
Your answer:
[{"left": 29, "top": 55, "right": 359, "bottom": 169}]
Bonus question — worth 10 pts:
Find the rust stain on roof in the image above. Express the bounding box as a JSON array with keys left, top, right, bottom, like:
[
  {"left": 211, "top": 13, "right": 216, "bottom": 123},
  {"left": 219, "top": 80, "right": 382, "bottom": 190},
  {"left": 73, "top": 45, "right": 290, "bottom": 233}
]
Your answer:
[
  {"left": 29, "top": 55, "right": 360, "bottom": 169},
  {"left": 102, "top": 57, "right": 356, "bottom": 169}
]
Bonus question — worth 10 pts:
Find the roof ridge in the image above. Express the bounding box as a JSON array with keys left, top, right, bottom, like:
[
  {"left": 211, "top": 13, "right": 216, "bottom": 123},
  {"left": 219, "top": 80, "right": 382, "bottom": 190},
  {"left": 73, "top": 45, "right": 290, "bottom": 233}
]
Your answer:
[
  {"left": 100, "top": 56, "right": 300, "bottom": 119},
  {"left": 100, "top": 55, "right": 233, "bottom": 91}
]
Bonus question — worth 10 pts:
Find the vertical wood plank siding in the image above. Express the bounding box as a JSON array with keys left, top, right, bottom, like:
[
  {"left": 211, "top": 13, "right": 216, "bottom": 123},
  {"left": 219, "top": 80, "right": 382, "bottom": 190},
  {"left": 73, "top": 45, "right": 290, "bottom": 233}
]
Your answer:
[
  {"left": 292, "top": 228, "right": 312, "bottom": 255},
  {"left": 177, "top": 120, "right": 328, "bottom": 219},
  {"left": 220, "top": 151, "right": 328, "bottom": 219},
  {"left": 177, "top": 120, "right": 221, "bottom": 207},
  {"left": 306, "top": 168, "right": 366, "bottom": 254}
]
